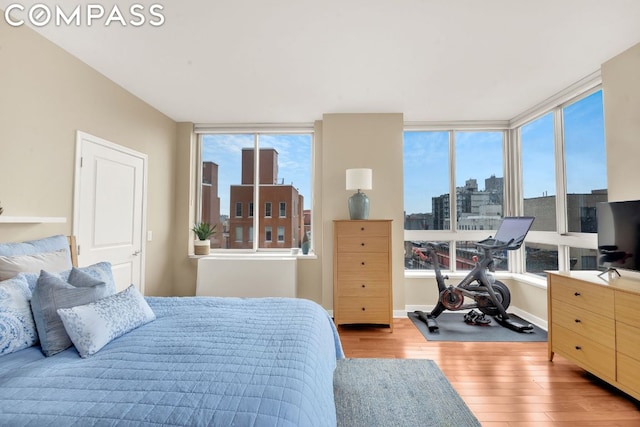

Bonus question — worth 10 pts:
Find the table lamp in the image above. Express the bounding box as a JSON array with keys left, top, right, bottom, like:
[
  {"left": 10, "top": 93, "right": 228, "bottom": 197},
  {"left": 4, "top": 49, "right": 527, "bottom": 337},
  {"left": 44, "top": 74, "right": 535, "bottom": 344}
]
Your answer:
[{"left": 346, "top": 168, "right": 372, "bottom": 220}]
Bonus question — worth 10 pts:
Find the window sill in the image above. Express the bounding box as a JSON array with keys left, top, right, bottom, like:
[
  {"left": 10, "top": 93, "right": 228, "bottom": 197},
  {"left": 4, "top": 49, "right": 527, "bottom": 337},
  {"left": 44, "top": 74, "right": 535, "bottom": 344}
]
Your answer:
[
  {"left": 405, "top": 270, "right": 548, "bottom": 288},
  {"left": 189, "top": 252, "right": 317, "bottom": 260}
]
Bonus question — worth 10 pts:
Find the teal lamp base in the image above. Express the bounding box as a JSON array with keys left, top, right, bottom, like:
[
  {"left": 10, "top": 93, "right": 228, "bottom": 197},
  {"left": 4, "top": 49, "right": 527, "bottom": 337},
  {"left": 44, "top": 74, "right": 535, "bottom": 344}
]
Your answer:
[{"left": 348, "top": 191, "right": 370, "bottom": 220}]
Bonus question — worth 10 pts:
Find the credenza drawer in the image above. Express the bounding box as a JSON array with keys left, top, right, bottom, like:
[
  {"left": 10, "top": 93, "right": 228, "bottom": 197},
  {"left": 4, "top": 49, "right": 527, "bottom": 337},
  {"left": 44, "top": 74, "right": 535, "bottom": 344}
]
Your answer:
[
  {"left": 617, "top": 353, "right": 640, "bottom": 396},
  {"left": 336, "top": 280, "right": 389, "bottom": 298},
  {"left": 615, "top": 291, "right": 640, "bottom": 326},
  {"left": 336, "top": 297, "right": 389, "bottom": 324},
  {"left": 616, "top": 321, "right": 640, "bottom": 360},
  {"left": 551, "top": 301, "right": 615, "bottom": 349},
  {"left": 336, "top": 235, "right": 389, "bottom": 253},
  {"left": 550, "top": 275, "right": 614, "bottom": 315},
  {"left": 336, "top": 253, "right": 390, "bottom": 279},
  {"left": 334, "top": 220, "right": 390, "bottom": 237},
  {"left": 552, "top": 325, "right": 615, "bottom": 381}
]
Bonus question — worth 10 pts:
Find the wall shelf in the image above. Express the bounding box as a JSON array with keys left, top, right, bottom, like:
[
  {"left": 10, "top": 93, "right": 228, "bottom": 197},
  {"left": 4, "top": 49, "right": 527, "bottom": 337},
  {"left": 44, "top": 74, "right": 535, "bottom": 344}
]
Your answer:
[{"left": 0, "top": 216, "right": 67, "bottom": 224}]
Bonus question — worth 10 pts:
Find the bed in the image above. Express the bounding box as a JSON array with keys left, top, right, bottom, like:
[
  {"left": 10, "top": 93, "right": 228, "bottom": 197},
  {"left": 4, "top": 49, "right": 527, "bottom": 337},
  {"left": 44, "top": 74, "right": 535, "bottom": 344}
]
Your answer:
[{"left": 0, "top": 235, "right": 343, "bottom": 426}]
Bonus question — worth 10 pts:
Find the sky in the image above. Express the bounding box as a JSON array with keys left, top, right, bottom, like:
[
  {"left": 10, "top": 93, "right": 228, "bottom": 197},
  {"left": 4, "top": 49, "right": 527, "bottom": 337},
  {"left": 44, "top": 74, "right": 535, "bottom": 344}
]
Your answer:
[
  {"left": 404, "top": 90, "right": 606, "bottom": 215},
  {"left": 202, "top": 134, "right": 312, "bottom": 216},
  {"left": 200, "top": 91, "right": 605, "bottom": 218}
]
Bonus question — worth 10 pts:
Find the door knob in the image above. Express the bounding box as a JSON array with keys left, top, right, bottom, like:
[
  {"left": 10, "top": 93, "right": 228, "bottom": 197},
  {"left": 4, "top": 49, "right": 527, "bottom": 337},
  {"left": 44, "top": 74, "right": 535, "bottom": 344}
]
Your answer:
[{"left": 133, "top": 250, "right": 141, "bottom": 256}]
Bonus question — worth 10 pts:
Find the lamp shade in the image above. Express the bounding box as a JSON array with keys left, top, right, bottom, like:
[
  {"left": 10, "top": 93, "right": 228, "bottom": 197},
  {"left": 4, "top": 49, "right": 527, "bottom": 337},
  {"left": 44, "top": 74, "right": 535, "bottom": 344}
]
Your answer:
[{"left": 346, "top": 168, "right": 372, "bottom": 191}]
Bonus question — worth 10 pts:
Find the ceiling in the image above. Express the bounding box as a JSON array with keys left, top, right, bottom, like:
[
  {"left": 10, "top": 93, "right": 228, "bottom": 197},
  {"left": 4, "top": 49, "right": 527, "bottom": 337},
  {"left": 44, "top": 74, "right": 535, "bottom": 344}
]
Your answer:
[{"left": 6, "top": 0, "right": 640, "bottom": 124}]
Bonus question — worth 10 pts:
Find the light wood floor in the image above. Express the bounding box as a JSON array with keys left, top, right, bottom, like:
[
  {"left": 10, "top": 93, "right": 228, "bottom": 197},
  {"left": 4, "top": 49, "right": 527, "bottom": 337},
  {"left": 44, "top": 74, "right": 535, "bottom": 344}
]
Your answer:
[{"left": 337, "top": 318, "right": 640, "bottom": 427}]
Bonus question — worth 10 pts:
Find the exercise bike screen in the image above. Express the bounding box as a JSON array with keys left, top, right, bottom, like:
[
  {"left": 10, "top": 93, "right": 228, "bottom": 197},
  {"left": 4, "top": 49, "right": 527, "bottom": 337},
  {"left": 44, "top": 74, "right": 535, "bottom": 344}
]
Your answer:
[{"left": 493, "top": 217, "right": 535, "bottom": 244}]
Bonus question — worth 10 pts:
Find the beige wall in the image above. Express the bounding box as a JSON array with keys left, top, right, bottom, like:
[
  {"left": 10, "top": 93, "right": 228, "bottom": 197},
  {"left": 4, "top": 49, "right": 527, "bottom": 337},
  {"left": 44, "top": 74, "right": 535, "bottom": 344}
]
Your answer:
[
  {"left": 602, "top": 42, "right": 640, "bottom": 202},
  {"left": 0, "top": 22, "right": 178, "bottom": 296},
  {"left": 320, "top": 114, "right": 405, "bottom": 310}
]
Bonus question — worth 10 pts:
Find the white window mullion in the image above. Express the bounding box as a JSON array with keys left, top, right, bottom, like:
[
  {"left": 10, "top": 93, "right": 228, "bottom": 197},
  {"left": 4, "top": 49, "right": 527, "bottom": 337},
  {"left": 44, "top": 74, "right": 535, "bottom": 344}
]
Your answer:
[
  {"left": 253, "top": 134, "right": 260, "bottom": 251},
  {"left": 449, "top": 131, "right": 457, "bottom": 271},
  {"left": 554, "top": 108, "right": 568, "bottom": 236}
]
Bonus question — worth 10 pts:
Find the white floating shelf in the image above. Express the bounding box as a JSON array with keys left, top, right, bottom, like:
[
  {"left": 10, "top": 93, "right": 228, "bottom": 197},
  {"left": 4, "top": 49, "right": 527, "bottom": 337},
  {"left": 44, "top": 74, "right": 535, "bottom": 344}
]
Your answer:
[{"left": 0, "top": 216, "right": 67, "bottom": 224}]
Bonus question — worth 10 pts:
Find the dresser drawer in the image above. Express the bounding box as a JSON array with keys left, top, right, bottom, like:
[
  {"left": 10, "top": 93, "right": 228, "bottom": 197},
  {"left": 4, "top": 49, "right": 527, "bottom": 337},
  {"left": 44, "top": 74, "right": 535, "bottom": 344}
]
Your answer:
[
  {"left": 336, "top": 297, "right": 389, "bottom": 324},
  {"left": 336, "top": 253, "right": 390, "bottom": 279},
  {"left": 615, "top": 291, "right": 640, "bottom": 326},
  {"left": 552, "top": 325, "right": 615, "bottom": 381},
  {"left": 550, "top": 275, "right": 614, "bottom": 315},
  {"left": 334, "top": 220, "right": 390, "bottom": 237},
  {"left": 336, "top": 235, "right": 389, "bottom": 253},
  {"left": 551, "top": 301, "right": 615, "bottom": 349},
  {"left": 336, "top": 280, "right": 389, "bottom": 298},
  {"left": 617, "top": 353, "right": 640, "bottom": 396},
  {"left": 616, "top": 321, "right": 640, "bottom": 360}
]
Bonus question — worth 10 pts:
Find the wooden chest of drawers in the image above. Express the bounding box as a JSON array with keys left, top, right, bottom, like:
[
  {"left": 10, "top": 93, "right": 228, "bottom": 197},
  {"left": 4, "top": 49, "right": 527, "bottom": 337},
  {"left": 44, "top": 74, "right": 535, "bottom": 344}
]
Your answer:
[
  {"left": 333, "top": 220, "right": 392, "bottom": 330},
  {"left": 548, "top": 271, "right": 640, "bottom": 400}
]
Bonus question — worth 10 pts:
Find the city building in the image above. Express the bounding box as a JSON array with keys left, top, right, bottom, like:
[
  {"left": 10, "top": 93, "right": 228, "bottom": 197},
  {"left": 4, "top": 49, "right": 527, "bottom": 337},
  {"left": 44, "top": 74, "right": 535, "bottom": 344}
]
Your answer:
[{"left": 228, "top": 148, "right": 304, "bottom": 249}]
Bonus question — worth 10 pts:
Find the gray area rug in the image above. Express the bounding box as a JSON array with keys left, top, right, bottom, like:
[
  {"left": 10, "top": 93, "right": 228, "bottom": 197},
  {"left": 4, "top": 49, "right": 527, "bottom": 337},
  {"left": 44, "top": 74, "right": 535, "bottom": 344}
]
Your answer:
[
  {"left": 334, "top": 358, "right": 481, "bottom": 427},
  {"left": 408, "top": 311, "right": 548, "bottom": 342}
]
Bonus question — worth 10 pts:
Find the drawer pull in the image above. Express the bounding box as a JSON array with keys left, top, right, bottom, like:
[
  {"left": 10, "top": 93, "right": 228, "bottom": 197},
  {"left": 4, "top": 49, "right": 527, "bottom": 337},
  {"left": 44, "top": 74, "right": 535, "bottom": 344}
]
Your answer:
[
  {"left": 361, "top": 284, "right": 366, "bottom": 288},
  {"left": 361, "top": 307, "right": 366, "bottom": 311},
  {"left": 575, "top": 346, "right": 582, "bottom": 350},
  {"left": 574, "top": 292, "right": 581, "bottom": 296},
  {"left": 361, "top": 261, "right": 366, "bottom": 266},
  {"left": 361, "top": 242, "right": 365, "bottom": 246},
  {"left": 574, "top": 319, "right": 581, "bottom": 323},
  {"left": 361, "top": 227, "right": 365, "bottom": 231}
]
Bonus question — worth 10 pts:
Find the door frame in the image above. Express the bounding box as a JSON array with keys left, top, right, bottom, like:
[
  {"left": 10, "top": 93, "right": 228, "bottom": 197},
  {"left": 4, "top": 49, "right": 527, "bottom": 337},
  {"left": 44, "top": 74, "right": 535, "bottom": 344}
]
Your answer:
[{"left": 72, "top": 130, "right": 148, "bottom": 293}]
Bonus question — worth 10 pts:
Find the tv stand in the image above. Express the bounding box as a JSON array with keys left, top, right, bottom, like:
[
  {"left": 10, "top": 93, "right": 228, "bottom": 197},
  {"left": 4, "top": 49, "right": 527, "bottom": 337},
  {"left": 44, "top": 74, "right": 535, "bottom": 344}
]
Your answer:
[
  {"left": 598, "top": 267, "right": 621, "bottom": 279},
  {"left": 548, "top": 271, "right": 640, "bottom": 401}
]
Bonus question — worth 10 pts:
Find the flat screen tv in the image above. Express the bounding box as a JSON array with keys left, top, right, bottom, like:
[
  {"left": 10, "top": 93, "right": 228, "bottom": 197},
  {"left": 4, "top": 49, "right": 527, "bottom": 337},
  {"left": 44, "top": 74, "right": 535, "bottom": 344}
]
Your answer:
[{"left": 597, "top": 199, "right": 640, "bottom": 273}]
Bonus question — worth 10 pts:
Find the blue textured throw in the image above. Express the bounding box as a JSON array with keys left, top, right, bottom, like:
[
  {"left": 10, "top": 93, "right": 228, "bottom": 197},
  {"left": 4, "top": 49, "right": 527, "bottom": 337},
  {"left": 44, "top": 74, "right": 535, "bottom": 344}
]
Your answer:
[{"left": 0, "top": 296, "right": 343, "bottom": 426}]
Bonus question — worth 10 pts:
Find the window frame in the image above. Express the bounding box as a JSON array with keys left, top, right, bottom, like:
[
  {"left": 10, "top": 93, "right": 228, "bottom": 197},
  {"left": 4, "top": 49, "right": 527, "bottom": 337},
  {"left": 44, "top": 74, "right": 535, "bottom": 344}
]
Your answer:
[
  {"left": 404, "top": 77, "right": 604, "bottom": 276},
  {"left": 195, "top": 125, "right": 314, "bottom": 253}
]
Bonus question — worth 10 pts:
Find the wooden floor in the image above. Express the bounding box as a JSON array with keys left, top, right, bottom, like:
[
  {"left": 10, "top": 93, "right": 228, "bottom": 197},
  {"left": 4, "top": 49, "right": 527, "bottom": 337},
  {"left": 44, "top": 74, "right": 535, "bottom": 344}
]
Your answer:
[{"left": 337, "top": 318, "right": 640, "bottom": 426}]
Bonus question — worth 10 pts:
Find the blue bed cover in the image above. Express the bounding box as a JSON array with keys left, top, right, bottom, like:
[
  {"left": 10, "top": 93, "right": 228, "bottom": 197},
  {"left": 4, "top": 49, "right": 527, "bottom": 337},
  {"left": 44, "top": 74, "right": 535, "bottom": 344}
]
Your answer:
[{"left": 0, "top": 296, "right": 344, "bottom": 426}]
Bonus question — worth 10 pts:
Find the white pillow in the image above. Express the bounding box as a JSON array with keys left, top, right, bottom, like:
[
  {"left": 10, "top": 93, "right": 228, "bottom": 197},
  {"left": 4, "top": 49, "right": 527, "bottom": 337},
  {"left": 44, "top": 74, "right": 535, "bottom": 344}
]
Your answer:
[
  {"left": 0, "top": 274, "right": 38, "bottom": 356},
  {"left": 57, "top": 285, "right": 155, "bottom": 358},
  {"left": 0, "top": 249, "right": 72, "bottom": 281}
]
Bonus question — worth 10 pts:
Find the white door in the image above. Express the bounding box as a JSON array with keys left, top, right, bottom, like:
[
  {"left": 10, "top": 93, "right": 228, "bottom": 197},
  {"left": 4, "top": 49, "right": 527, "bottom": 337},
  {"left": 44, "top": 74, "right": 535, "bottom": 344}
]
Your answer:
[{"left": 73, "top": 131, "right": 147, "bottom": 293}]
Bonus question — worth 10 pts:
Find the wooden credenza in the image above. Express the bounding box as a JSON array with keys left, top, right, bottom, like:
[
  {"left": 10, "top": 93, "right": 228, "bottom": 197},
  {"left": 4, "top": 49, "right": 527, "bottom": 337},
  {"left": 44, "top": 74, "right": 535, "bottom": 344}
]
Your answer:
[
  {"left": 548, "top": 271, "right": 640, "bottom": 400},
  {"left": 333, "top": 220, "right": 393, "bottom": 330}
]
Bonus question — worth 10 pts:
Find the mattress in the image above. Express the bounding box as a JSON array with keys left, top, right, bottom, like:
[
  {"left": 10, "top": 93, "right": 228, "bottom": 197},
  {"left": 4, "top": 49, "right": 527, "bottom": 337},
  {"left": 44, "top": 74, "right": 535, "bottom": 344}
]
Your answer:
[{"left": 0, "top": 296, "right": 344, "bottom": 426}]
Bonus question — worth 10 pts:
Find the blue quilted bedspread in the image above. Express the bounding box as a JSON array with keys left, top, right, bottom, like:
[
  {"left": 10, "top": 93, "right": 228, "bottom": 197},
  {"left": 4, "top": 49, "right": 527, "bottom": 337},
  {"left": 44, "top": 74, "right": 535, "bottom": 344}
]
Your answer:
[{"left": 0, "top": 297, "right": 344, "bottom": 426}]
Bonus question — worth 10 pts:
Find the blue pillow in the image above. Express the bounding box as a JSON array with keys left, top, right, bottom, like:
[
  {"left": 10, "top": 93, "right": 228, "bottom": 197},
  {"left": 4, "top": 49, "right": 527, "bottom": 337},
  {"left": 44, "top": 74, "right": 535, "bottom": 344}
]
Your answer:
[
  {"left": 58, "top": 285, "right": 155, "bottom": 358},
  {"left": 0, "top": 235, "right": 69, "bottom": 257},
  {"left": 22, "top": 262, "right": 117, "bottom": 295},
  {"left": 0, "top": 274, "right": 38, "bottom": 356},
  {"left": 31, "top": 270, "right": 108, "bottom": 356}
]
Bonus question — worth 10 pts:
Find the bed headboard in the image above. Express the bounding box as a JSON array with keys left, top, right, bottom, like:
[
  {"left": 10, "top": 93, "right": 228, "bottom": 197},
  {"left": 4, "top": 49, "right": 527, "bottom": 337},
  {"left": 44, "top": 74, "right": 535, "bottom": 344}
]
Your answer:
[{"left": 67, "top": 236, "right": 78, "bottom": 267}]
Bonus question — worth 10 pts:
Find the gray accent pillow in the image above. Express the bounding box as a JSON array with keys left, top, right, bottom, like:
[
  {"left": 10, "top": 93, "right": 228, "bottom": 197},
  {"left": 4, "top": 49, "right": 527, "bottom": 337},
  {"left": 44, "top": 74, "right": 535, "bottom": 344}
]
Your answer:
[{"left": 31, "top": 269, "right": 108, "bottom": 357}]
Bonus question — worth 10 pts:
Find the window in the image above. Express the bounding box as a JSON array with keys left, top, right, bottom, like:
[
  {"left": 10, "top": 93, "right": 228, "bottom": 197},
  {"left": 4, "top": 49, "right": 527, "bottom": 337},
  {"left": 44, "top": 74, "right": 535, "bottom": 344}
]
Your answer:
[
  {"left": 265, "top": 226, "right": 272, "bottom": 242},
  {"left": 277, "top": 226, "right": 285, "bottom": 242},
  {"left": 198, "top": 131, "right": 312, "bottom": 250},
  {"left": 404, "top": 130, "right": 505, "bottom": 271},
  {"left": 404, "top": 86, "right": 606, "bottom": 275},
  {"left": 518, "top": 88, "right": 606, "bottom": 276},
  {"left": 234, "top": 226, "right": 243, "bottom": 242},
  {"left": 563, "top": 90, "right": 607, "bottom": 233},
  {"left": 522, "top": 112, "right": 556, "bottom": 232}
]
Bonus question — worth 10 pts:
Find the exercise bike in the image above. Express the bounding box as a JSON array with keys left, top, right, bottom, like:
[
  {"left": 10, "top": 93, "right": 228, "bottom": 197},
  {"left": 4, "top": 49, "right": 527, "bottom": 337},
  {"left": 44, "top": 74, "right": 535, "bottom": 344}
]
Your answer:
[{"left": 413, "top": 216, "right": 536, "bottom": 333}]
